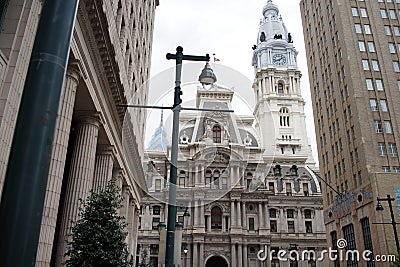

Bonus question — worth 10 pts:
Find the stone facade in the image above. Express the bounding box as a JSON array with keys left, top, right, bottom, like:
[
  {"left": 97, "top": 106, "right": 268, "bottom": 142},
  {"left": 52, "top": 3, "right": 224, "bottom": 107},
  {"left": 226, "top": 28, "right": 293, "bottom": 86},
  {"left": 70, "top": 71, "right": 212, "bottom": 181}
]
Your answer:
[
  {"left": 0, "top": 0, "right": 158, "bottom": 266},
  {"left": 300, "top": 0, "right": 400, "bottom": 266},
  {"left": 137, "top": 2, "right": 327, "bottom": 266}
]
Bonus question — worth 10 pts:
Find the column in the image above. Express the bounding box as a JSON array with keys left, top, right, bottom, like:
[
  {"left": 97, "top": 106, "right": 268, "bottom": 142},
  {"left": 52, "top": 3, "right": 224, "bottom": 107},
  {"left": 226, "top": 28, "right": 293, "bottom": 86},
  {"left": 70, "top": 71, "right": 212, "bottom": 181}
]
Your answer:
[
  {"left": 231, "top": 243, "right": 237, "bottom": 267},
  {"left": 242, "top": 202, "right": 247, "bottom": 229},
  {"left": 264, "top": 203, "right": 270, "bottom": 231},
  {"left": 194, "top": 165, "right": 199, "bottom": 186},
  {"left": 258, "top": 203, "right": 263, "bottom": 229},
  {"left": 231, "top": 201, "right": 236, "bottom": 227},
  {"left": 237, "top": 201, "right": 242, "bottom": 227},
  {"left": 55, "top": 112, "right": 101, "bottom": 266},
  {"left": 194, "top": 200, "right": 199, "bottom": 226},
  {"left": 36, "top": 62, "right": 80, "bottom": 266},
  {"left": 207, "top": 215, "right": 211, "bottom": 232},
  {"left": 199, "top": 243, "right": 204, "bottom": 267},
  {"left": 297, "top": 209, "right": 303, "bottom": 232},
  {"left": 92, "top": 145, "right": 115, "bottom": 192},
  {"left": 193, "top": 242, "right": 198, "bottom": 267},
  {"left": 200, "top": 200, "right": 205, "bottom": 228},
  {"left": 238, "top": 244, "right": 243, "bottom": 267},
  {"left": 126, "top": 199, "right": 134, "bottom": 250},
  {"left": 243, "top": 245, "right": 248, "bottom": 267}
]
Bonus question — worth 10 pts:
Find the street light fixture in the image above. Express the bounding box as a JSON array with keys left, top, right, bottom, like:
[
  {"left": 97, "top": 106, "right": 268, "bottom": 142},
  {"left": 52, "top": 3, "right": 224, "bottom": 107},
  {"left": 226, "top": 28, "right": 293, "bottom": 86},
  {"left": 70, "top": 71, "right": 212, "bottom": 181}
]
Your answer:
[{"left": 374, "top": 194, "right": 400, "bottom": 253}]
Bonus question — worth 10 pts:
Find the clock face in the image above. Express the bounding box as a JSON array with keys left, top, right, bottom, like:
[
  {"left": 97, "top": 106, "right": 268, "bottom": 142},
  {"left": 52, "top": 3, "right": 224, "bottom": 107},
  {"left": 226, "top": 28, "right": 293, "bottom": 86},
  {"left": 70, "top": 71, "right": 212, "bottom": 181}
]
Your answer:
[{"left": 272, "top": 54, "right": 287, "bottom": 66}]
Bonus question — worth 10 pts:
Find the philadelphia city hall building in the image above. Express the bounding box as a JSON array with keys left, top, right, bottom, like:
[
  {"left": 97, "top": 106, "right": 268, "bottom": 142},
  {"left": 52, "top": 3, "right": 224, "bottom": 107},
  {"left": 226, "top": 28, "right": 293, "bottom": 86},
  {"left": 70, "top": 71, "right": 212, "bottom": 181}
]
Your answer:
[{"left": 138, "top": 1, "right": 327, "bottom": 266}]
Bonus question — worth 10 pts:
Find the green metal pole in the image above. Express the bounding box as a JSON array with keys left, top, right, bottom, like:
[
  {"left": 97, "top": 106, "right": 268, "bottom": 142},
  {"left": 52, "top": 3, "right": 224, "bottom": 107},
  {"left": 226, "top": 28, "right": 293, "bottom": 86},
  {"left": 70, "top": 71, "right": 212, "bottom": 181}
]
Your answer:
[
  {"left": 165, "top": 46, "right": 183, "bottom": 267},
  {"left": 165, "top": 47, "right": 210, "bottom": 266},
  {"left": 0, "top": 0, "right": 79, "bottom": 266}
]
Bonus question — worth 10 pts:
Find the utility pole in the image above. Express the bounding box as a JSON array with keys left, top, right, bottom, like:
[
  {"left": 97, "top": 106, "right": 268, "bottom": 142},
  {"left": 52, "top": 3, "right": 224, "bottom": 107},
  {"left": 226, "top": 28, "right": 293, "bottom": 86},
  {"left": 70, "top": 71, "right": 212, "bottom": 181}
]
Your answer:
[
  {"left": 164, "top": 46, "right": 209, "bottom": 267},
  {"left": 0, "top": 0, "right": 79, "bottom": 266}
]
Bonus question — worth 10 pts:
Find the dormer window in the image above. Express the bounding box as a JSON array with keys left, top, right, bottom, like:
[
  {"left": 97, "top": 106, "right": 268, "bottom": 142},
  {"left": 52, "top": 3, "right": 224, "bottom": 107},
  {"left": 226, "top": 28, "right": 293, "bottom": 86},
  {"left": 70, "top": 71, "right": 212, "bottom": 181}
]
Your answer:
[
  {"left": 279, "top": 107, "right": 290, "bottom": 127},
  {"left": 213, "top": 125, "right": 221, "bottom": 143}
]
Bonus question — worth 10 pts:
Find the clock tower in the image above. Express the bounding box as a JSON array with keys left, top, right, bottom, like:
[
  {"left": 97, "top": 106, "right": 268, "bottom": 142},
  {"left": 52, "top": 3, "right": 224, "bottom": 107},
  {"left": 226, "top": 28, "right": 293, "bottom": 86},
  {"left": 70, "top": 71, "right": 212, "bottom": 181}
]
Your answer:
[{"left": 252, "top": 0, "right": 315, "bottom": 166}]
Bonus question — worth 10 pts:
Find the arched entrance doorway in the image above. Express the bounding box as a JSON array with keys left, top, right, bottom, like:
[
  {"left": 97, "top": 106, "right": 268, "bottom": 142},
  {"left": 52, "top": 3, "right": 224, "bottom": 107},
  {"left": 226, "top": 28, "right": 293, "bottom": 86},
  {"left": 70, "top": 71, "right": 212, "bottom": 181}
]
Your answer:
[{"left": 205, "top": 255, "right": 228, "bottom": 267}]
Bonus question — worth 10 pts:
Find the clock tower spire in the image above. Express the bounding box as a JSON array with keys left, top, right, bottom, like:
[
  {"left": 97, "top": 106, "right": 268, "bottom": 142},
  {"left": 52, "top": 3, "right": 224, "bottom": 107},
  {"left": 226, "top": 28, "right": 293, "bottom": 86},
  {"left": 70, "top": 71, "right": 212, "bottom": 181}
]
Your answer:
[{"left": 253, "top": 1, "right": 315, "bottom": 166}]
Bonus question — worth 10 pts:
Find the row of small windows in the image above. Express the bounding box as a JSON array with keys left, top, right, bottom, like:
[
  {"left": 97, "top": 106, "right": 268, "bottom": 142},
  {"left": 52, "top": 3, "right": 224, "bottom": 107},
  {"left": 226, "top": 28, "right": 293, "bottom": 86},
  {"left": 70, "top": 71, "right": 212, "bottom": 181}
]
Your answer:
[
  {"left": 373, "top": 120, "right": 393, "bottom": 134},
  {"left": 378, "top": 142, "right": 398, "bottom": 157},
  {"left": 378, "top": 0, "right": 400, "bottom": 3},
  {"left": 369, "top": 98, "right": 388, "bottom": 111}
]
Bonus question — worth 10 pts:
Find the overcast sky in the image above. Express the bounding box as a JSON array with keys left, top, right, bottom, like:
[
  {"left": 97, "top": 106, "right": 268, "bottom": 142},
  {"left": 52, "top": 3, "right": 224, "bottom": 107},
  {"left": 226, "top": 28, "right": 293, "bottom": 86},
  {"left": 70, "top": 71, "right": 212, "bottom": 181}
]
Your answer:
[{"left": 144, "top": 0, "right": 319, "bottom": 164}]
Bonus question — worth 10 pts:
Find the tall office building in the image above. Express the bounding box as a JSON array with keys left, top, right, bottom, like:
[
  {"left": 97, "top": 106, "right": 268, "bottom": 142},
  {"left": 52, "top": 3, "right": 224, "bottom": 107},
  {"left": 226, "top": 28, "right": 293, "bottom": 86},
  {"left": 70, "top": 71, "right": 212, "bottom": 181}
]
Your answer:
[
  {"left": 300, "top": 0, "right": 400, "bottom": 265},
  {"left": 0, "top": 0, "right": 158, "bottom": 266},
  {"left": 137, "top": 1, "right": 327, "bottom": 266}
]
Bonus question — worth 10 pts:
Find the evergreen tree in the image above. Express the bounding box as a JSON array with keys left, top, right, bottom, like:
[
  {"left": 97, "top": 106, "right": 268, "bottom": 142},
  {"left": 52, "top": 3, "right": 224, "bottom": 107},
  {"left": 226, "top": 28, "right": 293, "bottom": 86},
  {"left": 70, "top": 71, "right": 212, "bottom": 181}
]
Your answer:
[{"left": 64, "top": 179, "right": 132, "bottom": 267}]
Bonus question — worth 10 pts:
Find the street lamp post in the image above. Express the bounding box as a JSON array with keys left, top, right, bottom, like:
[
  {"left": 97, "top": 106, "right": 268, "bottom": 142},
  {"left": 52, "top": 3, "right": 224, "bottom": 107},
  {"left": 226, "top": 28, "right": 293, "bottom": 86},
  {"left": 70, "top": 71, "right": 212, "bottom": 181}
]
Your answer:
[
  {"left": 375, "top": 194, "right": 400, "bottom": 253},
  {"left": 165, "top": 46, "right": 209, "bottom": 267}
]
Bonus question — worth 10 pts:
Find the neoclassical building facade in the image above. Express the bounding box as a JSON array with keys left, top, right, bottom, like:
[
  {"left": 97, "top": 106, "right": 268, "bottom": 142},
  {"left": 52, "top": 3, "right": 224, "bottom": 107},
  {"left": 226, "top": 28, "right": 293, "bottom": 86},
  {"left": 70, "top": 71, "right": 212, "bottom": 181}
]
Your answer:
[
  {"left": 138, "top": 3, "right": 327, "bottom": 266},
  {"left": 0, "top": 0, "right": 158, "bottom": 266}
]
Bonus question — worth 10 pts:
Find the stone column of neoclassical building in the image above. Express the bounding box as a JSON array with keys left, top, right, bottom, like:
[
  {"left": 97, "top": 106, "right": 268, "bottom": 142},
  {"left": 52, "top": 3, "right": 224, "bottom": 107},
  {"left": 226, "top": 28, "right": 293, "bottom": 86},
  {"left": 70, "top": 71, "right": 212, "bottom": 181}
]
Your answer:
[
  {"left": 36, "top": 61, "right": 81, "bottom": 267},
  {"left": 55, "top": 112, "right": 101, "bottom": 265},
  {"left": 92, "top": 145, "right": 115, "bottom": 192}
]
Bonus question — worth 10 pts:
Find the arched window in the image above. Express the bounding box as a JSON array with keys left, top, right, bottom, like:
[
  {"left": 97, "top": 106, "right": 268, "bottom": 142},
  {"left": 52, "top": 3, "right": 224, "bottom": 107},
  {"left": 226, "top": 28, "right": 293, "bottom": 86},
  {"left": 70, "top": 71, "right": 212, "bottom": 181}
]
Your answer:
[
  {"left": 213, "top": 125, "right": 221, "bottom": 143},
  {"left": 279, "top": 107, "right": 290, "bottom": 127},
  {"left": 278, "top": 82, "right": 284, "bottom": 94},
  {"left": 211, "top": 206, "right": 222, "bottom": 229},
  {"left": 246, "top": 172, "right": 253, "bottom": 190}
]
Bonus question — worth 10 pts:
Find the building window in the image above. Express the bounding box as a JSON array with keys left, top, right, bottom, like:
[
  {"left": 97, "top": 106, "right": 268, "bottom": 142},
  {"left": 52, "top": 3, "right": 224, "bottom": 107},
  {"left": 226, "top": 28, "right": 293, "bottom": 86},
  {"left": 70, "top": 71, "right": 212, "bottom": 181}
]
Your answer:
[
  {"left": 287, "top": 209, "right": 294, "bottom": 218},
  {"left": 305, "top": 221, "right": 313, "bottom": 233},
  {"left": 382, "top": 166, "right": 390, "bottom": 172},
  {"left": 270, "top": 209, "right": 277, "bottom": 218},
  {"left": 361, "top": 218, "right": 375, "bottom": 267},
  {"left": 378, "top": 143, "right": 387, "bottom": 156},
  {"left": 351, "top": 7, "right": 359, "bottom": 16},
  {"left": 279, "top": 107, "right": 290, "bottom": 127},
  {"left": 389, "top": 143, "right": 398, "bottom": 157},
  {"left": 385, "top": 25, "right": 392, "bottom": 35},
  {"left": 343, "top": 224, "right": 358, "bottom": 267},
  {"left": 370, "top": 99, "right": 378, "bottom": 111},
  {"left": 288, "top": 221, "right": 295, "bottom": 233},
  {"left": 360, "top": 8, "right": 368, "bottom": 17},
  {"left": 393, "top": 167, "right": 400, "bottom": 173},
  {"left": 179, "top": 171, "right": 185, "bottom": 187},
  {"left": 364, "top": 25, "right": 372, "bottom": 34},
  {"left": 384, "top": 121, "right": 393, "bottom": 134},
  {"left": 389, "top": 43, "right": 396, "bottom": 53},
  {"left": 393, "top": 61, "right": 400, "bottom": 72},
  {"left": 155, "top": 179, "right": 161, "bottom": 192},
  {"left": 374, "top": 120, "right": 383, "bottom": 133},
  {"left": 362, "top": 60, "right": 370, "bottom": 70},
  {"left": 394, "top": 26, "right": 400, "bottom": 36},
  {"left": 270, "top": 220, "right": 277, "bottom": 232},
  {"left": 269, "top": 182, "right": 275, "bottom": 192},
  {"left": 150, "top": 244, "right": 159, "bottom": 255},
  {"left": 381, "top": 9, "right": 388, "bottom": 18},
  {"left": 366, "top": 79, "right": 374, "bottom": 90},
  {"left": 205, "top": 170, "right": 212, "bottom": 188},
  {"left": 304, "top": 209, "right": 312, "bottom": 219},
  {"left": 213, "top": 171, "right": 220, "bottom": 189},
  {"left": 376, "top": 79, "right": 384, "bottom": 91},
  {"left": 368, "top": 42, "right": 375, "bottom": 52},
  {"left": 380, "top": 100, "right": 388, "bottom": 112},
  {"left": 213, "top": 125, "right": 221, "bottom": 143},
  {"left": 303, "top": 183, "right": 309, "bottom": 196},
  {"left": 390, "top": 9, "right": 397, "bottom": 19},
  {"left": 358, "top": 41, "right": 366, "bottom": 52},
  {"left": 286, "top": 183, "right": 292, "bottom": 196},
  {"left": 211, "top": 206, "right": 222, "bottom": 230},
  {"left": 152, "top": 217, "right": 160, "bottom": 230},
  {"left": 372, "top": 60, "right": 380, "bottom": 71},
  {"left": 355, "top": 24, "right": 362, "bottom": 33},
  {"left": 278, "top": 82, "right": 284, "bottom": 94},
  {"left": 153, "top": 206, "right": 160, "bottom": 215},
  {"left": 249, "top": 217, "right": 255, "bottom": 231}
]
